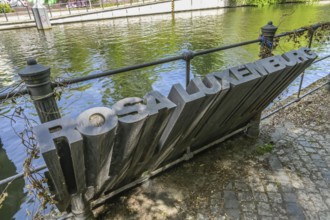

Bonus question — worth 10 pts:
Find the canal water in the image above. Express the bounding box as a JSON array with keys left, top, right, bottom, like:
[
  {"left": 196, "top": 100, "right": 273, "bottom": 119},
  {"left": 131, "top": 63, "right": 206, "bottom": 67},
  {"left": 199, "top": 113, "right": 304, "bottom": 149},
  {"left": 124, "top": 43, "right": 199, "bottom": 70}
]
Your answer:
[{"left": 0, "top": 3, "right": 330, "bottom": 218}]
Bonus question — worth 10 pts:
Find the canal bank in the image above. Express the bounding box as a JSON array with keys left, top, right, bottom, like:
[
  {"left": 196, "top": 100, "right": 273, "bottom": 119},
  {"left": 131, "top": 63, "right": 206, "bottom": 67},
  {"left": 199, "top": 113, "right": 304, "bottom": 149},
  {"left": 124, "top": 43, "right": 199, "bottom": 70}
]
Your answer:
[
  {"left": 0, "top": 0, "right": 243, "bottom": 31},
  {"left": 1, "top": 0, "right": 330, "bottom": 31}
]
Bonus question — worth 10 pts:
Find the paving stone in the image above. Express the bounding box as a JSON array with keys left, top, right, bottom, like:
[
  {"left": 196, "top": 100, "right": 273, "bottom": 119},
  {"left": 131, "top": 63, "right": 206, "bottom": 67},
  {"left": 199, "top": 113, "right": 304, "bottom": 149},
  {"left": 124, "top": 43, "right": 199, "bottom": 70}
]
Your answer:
[
  {"left": 235, "top": 182, "right": 250, "bottom": 191},
  {"left": 305, "top": 163, "right": 319, "bottom": 172},
  {"left": 224, "top": 182, "right": 234, "bottom": 190},
  {"left": 318, "top": 189, "right": 330, "bottom": 198},
  {"left": 257, "top": 202, "right": 272, "bottom": 216},
  {"left": 304, "top": 211, "right": 319, "bottom": 220},
  {"left": 319, "top": 141, "right": 330, "bottom": 147},
  {"left": 254, "top": 192, "right": 269, "bottom": 202},
  {"left": 281, "top": 185, "right": 294, "bottom": 193},
  {"left": 325, "top": 198, "right": 330, "bottom": 209},
  {"left": 310, "top": 172, "right": 324, "bottom": 181},
  {"left": 297, "top": 150, "right": 308, "bottom": 156},
  {"left": 299, "top": 155, "right": 310, "bottom": 162},
  {"left": 311, "top": 154, "right": 322, "bottom": 160},
  {"left": 265, "top": 183, "right": 279, "bottom": 192},
  {"left": 285, "top": 202, "right": 305, "bottom": 219},
  {"left": 275, "top": 216, "right": 288, "bottom": 220},
  {"left": 224, "top": 209, "right": 240, "bottom": 220},
  {"left": 242, "top": 212, "right": 257, "bottom": 220},
  {"left": 309, "top": 193, "right": 329, "bottom": 212},
  {"left": 271, "top": 203, "right": 287, "bottom": 215},
  {"left": 196, "top": 213, "right": 207, "bottom": 220},
  {"left": 251, "top": 183, "right": 265, "bottom": 192},
  {"left": 318, "top": 211, "right": 330, "bottom": 220},
  {"left": 240, "top": 202, "right": 256, "bottom": 212},
  {"left": 283, "top": 193, "right": 297, "bottom": 203},
  {"left": 237, "top": 192, "right": 254, "bottom": 202},
  {"left": 267, "top": 192, "right": 283, "bottom": 203},
  {"left": 290, "top": 176, "right": 304, "bottom": 189},
  {"left": 313, "top": 160, "right": 328, "bottom": 168},
  {"left": 269, "top": 155, "right": 283, "bottom": 170},
  {"left": 318, "top": 149, "right": 329, "bottom": 156},
  {"left": 320, "top": 170, "right": 330, "bottom": 184},
  {"left": 296, "top": 191, "right": 310, "bottom": 201},
  {"left": 224, "top": 191, "right": 239, "bottom": 209},
  {"left": 298, "top": 140, "right": 311, "bottom": 148},
  {"left": 298, "top": 198, "right": 316, "bottom": 211},
  {"left": 298, "top": 167, "right": 310, "bottom": 176},
  {"left": 304, "top": 147, "right": 316, "bottom": 153},
  {"left": 314, "top": 180, "right": 328, "bottom": 188}
]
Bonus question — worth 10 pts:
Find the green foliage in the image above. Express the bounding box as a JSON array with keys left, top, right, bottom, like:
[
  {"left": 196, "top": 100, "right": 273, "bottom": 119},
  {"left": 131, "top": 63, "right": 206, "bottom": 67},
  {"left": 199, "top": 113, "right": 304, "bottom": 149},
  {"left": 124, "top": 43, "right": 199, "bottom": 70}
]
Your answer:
[
  {"left": 102, "top": 3, "right": 117, "bottom": 7},
  {"left": 232, "top": 0, "right": 317, "bottom": 7},
  {"left": 255, "top": 143, "right": 274, "bottom": 155},
  {"left": 0, "top": 3, "right": 14, "bottom": 13}
]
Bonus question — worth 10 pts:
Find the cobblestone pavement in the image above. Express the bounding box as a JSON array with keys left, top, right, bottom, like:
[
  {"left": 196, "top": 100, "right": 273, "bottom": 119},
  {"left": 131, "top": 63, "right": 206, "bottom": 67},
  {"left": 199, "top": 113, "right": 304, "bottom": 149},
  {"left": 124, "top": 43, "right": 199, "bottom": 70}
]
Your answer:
[{"left": 102, "top": 85, "right": 330, "bottom": 220}]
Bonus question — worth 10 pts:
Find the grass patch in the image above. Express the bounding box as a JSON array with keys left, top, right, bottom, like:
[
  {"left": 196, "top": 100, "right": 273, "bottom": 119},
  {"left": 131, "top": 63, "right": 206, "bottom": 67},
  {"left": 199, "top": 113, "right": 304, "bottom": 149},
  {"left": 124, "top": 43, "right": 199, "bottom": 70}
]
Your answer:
[{"left": 255, "top": 143, "right": 274, "bottom": 155}]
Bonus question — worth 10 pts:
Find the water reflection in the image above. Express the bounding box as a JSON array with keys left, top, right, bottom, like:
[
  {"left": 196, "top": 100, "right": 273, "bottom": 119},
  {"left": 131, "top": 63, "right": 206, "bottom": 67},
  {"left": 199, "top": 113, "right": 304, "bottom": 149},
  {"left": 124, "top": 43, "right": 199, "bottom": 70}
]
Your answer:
[{"left": 0, "top": 146, "right": 26, "bottom": 220}]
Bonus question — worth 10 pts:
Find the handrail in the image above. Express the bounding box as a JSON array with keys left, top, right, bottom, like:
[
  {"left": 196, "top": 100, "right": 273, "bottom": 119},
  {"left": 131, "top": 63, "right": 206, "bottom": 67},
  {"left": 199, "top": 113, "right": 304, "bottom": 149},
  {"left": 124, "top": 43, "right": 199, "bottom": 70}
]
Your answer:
[
  {"left": 0, "top": 21, "right": 329, "bottom": 102},
  {"left": 0, "top": 38, "right": 262, "bottom": 101}
]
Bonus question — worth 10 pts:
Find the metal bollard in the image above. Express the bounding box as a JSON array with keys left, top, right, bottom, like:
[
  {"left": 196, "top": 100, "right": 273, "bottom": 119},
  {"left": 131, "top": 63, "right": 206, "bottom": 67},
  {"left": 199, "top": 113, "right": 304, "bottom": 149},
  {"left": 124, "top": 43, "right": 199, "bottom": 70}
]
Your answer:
[
  {"left": 327, "top": 74, "right": 330, "bottom": 92},
  {"left": 259, "top": 21, "right": 277, "bottom": 59},
  {"left": 18, "top": 58, "right": 61, "bottom": 123}
]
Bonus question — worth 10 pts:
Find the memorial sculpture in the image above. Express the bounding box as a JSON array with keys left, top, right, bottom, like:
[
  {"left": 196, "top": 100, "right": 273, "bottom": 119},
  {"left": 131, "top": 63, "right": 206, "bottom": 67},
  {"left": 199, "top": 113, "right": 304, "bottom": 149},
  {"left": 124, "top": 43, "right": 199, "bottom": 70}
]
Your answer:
[{"left": 34, "top": 47, "right": 317, "bottom": 215}]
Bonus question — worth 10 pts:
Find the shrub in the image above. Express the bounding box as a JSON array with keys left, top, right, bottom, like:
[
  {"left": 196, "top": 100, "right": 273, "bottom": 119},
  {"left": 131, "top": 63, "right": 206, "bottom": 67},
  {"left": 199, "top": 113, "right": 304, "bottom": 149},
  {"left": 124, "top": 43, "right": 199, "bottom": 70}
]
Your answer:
[{"left": 0, "top": 3, "right": 14, "bottom": 13}]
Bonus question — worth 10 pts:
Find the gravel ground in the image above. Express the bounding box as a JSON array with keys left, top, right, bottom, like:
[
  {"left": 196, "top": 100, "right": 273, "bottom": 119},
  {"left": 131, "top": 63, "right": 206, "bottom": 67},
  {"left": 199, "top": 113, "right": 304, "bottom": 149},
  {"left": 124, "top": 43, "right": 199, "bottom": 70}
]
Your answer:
[{"left": 99, "top": 79, "right": 330, "bottom": 220}]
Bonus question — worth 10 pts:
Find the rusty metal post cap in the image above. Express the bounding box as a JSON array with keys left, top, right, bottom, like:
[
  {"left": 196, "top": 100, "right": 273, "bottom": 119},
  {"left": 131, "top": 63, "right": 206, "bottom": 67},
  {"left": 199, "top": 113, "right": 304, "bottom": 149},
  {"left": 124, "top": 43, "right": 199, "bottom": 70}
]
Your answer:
[
  {"left": 261, "top": 21, "right": 278, "bottom": 37},
  {"left": 18, "top": 58, "right": 50, "bottom": 78}
]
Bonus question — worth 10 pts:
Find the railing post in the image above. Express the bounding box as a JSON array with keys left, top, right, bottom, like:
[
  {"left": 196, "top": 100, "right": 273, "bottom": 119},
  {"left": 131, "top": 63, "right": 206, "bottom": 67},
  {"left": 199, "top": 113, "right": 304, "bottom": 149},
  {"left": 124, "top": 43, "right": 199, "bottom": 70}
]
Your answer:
[
  {"left": 26, "top": 6, "right": 32, "bottom": 20},
  {"left": 259, "top": 21, "right": 278, "bottom": 59},
  {"left": 182, "top": 50, "right": 195, "bottom": 87},
  {"left": 171, "top": 0, "right": 174, "bottom": 13},
  {"left": 297, "top": 26, "right": 315, "bottom": 99},
  {"left": 246, "top": 21, "right": 277, "bottom": 138},
  {"left": 2, "top": 8, "right": 8, "bottom": 22},
  {"left": 18, "top": 58, "right": 61, "bottom": 123},
  {"left": 47, "top": 4, "right": 53, "bottom": 18}
]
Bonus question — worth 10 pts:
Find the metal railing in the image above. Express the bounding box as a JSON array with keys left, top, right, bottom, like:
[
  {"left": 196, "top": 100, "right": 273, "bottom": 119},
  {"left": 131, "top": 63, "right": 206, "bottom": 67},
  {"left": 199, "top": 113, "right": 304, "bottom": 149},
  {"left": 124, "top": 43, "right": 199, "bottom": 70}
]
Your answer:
[
  {"left": 0, "top": 0, "right": 168, "bottom": 23},
  {"left": 0, "top": 21, "right": 329, "bottom": 199},
  {"left": 1, "top": 22, "right": 329, "bottom": 101}
]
